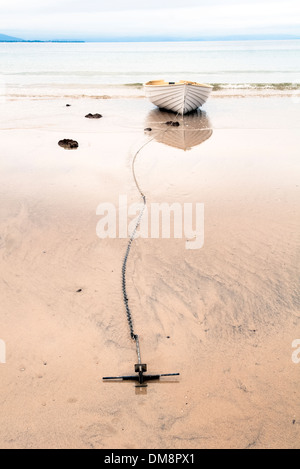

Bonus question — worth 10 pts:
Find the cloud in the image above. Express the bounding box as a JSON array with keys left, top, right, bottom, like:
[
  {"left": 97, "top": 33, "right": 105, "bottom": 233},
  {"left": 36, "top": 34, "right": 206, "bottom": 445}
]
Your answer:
[
  {"left": 0, "top": 0, "right": 221, "bottom": 13},
  {"left": 1, "top": 0, "right": 299, "bottom": 40}
]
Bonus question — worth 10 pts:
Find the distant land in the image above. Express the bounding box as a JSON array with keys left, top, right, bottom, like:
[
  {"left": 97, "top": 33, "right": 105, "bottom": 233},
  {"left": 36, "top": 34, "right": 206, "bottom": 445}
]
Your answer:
[
  {"left": 0, "top": 33, "right": 23, "bottom": 41},
  {"left": 0, "top": 32, "right": 299, "bottom": 43},
  {"left": 0, "top": 34, "right": 84, "bottom": 43}
]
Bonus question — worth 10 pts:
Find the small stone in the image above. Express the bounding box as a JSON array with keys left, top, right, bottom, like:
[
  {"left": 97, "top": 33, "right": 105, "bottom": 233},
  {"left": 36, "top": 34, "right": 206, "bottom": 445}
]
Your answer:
[
  {"left": 58, "top": 139, "right": 79, "bottom": 150},
  {"left": 144, "top": 128, "right": 152, "bottom": 132},
  {"left": 165, "top": 121, "right": 180, "bottom": 127},
  {"left": 76, "top": 289, "right": 83, "bottom": 293},
  {"left": 66, "top": 104, "right": 71, "bottom": 107},
  {"left": 85, "top": 113, "right": 103, "bottom": 119}
]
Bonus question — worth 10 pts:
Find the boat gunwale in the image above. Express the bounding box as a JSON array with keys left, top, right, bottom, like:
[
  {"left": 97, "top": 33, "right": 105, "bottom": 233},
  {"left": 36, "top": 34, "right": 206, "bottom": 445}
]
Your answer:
[{"left": 145, "top": 80, "right": 213, "bottom": 89}]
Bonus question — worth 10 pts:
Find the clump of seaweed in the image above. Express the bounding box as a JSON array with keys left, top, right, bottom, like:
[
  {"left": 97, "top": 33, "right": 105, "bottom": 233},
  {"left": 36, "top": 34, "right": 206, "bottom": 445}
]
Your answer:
[
  {"left": 125, "top": 83, "right": 144, "bottom": 89},
  {"left": 211, "top": 83, "right": 300, "bottom": 91},
  {"left": 211, "top": 84, "right": 224, "bottom": 91}
]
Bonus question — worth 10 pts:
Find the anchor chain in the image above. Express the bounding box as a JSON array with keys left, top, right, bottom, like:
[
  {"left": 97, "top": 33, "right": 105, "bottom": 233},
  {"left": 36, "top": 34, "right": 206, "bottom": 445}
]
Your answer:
[
  {"left": 121, "top": 120, "right": 180, "bottom": 346},
  {"left": 122, "top": 194, "right": 147, "bottom": 342}
]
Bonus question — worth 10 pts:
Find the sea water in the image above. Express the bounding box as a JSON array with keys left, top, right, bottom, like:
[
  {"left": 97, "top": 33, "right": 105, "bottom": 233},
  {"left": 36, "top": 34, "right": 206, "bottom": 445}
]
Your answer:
[{"left": 0, "top": 40, "right": 299, "bottom": 98}]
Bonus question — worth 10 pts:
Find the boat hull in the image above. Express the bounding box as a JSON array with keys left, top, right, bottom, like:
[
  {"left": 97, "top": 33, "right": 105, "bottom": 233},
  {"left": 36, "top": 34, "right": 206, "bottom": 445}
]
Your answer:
[{"left": 144, "top": 81, "right": 213, "bottom": 115}]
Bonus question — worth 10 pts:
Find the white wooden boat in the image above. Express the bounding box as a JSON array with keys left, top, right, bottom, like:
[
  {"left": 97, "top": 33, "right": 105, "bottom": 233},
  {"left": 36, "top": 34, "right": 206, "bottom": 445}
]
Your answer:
[{"left": 144, "top": 80, "right": 213, "bottom": 115}]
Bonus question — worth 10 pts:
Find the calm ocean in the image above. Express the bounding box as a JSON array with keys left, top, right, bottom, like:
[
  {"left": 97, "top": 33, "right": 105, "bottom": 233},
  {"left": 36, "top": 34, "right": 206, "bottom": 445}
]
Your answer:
[{"left": 0, "top": 40, "right": 299, "bottom": 98}]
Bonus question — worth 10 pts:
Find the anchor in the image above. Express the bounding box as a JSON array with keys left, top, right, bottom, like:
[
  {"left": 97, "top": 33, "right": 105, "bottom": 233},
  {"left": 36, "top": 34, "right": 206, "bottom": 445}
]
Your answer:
[{"left": 103, "top": 336, "right": 180, "bottom": 388}]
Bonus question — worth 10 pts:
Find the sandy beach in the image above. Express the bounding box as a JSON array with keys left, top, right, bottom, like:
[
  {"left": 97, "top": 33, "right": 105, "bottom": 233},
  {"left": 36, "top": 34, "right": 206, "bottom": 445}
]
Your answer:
[{"left": 0, "top": 92, "right": 299, "bottom": 449}]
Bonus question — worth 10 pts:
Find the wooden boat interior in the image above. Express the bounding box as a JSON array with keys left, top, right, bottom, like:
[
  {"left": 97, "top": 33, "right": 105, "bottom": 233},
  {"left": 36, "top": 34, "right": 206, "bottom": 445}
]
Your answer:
[{"left": 145, "top": 80, "right": 213, "bottom": 88}]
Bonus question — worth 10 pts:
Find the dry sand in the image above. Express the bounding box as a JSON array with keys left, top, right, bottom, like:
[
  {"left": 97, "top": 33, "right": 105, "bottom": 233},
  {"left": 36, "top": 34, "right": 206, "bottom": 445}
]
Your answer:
[{"left": 0, "top": 95, "right": 299, "bottom": 449}]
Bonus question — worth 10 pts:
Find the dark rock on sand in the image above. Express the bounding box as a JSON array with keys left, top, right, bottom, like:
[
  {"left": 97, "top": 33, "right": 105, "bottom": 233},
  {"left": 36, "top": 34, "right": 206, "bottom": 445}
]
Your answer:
[
  {"left": 85, "top": 113, "right": 103, "bottom": 119},
  {"left": 66, "top": 104, "right": 71, "bottom": 107},
  {"left": 58, "top": 139, "right": 79, "bottom": 150},
  {"left": 165, "top": 121, "right": 180, "bottom": 127},
  {"left": 144, "top": 128, "right": 152, "bottom": 132}
]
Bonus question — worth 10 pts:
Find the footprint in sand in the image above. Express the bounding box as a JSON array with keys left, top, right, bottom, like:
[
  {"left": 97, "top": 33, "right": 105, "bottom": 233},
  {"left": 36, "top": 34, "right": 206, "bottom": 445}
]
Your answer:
[
  {"left": 81, "top": 423, "right": 117, "bottom": 449},
  {"left": 67, "top": 398, "right": 78, "bottom": 404}
]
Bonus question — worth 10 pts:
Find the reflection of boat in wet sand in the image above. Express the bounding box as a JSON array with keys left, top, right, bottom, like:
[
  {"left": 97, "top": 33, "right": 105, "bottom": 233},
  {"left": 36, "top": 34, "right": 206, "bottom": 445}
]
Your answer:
[
  {"left": 145, "top": 109, "right": 213, "bottom": 151},
  {"left": 144, "top": 80, "right": 213, "bottom": 114}
]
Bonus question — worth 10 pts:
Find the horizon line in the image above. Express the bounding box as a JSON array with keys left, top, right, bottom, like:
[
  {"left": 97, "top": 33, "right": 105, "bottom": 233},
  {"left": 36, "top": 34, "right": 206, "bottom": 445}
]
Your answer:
[{"left": 1, "top": 34, "right": 300, "bottom": 43}]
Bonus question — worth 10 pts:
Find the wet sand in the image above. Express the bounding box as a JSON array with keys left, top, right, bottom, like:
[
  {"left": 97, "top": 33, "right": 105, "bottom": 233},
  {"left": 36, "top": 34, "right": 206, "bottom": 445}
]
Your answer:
[{"left": 0, "top": 96, "right": 299, "bottom": 449}]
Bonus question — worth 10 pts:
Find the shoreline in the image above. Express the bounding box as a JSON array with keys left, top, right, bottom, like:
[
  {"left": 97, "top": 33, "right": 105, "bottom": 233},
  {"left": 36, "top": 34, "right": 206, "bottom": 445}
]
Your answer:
[{"left": 1, "top": 84, "right": 300, "bottom": 102}]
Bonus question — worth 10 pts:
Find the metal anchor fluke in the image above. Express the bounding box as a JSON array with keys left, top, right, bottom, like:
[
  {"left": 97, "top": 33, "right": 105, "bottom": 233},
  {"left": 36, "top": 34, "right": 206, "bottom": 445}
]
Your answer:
[
  {"left": 103, "top": 335, "right": 179, "bottom": 388},
  {"left": 103, "top": 364, "right": 180, "bottom": 388}
]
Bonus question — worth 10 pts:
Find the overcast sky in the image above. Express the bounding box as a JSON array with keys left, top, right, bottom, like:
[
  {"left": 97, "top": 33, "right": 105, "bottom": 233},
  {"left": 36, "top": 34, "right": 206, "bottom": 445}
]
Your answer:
[{"left": 1, "top": 0, "right": 300, "bottom": 40}]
